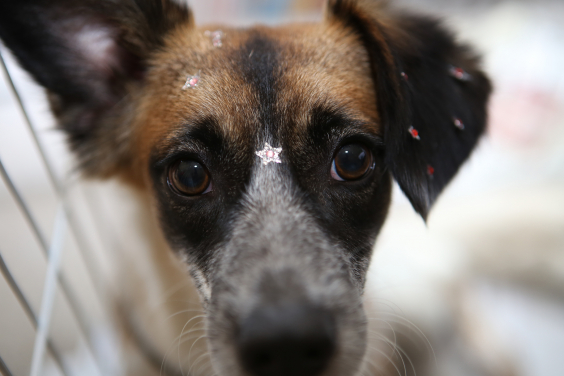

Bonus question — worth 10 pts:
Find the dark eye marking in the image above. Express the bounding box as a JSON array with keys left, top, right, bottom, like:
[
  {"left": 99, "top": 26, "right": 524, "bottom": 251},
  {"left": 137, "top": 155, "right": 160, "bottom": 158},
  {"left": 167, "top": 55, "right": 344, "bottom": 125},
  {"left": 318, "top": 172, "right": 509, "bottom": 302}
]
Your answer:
[
  {"left": 303, "top": 105, "right": 381, "bottom": 183},
  {"left": 149, "top": 117, "right": 226, "bottom": 197}
]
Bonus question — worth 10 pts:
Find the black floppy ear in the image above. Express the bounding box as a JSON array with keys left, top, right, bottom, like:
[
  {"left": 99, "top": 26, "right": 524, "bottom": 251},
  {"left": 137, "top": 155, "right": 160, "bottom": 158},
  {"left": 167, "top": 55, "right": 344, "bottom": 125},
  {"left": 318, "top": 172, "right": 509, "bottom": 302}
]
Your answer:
[
  {"left": 327, "top": 0, "right": 491, "bottom": 219},
  {"left": 0, "top": 0, "right": 191, "bottom": 175}
]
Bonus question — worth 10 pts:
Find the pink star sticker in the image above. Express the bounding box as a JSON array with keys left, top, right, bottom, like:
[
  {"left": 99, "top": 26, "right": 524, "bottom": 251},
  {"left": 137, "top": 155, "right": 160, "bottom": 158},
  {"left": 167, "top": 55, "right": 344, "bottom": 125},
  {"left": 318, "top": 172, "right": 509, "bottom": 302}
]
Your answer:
[
  {"left": 408, "top": 126, "right": 420, "bottom": 140},
  {"left": 182, "top": 70, "right": 201, "bottom": 90},
  {"left": 453, "top": 117, "right": 465, "bottom": 130},
  {"left": 205, "top": 30, "right": 224, "bottom": 48},
  {"left": 449, "top": 65, "right": 471, "bottom": 81},
  {"left": 256, "top": 143, "right": 282, "bottom": 165}
]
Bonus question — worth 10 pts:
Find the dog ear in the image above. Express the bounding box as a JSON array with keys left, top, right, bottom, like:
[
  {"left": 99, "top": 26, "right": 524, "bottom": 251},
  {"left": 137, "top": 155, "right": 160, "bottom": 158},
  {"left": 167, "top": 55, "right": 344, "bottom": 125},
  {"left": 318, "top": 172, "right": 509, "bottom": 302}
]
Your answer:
[
  {"left": 326, "top": 0, "right": 491, "bottom": 219},
  {"left": 0, "top": 0, "right": 191, "bottom": 177}
]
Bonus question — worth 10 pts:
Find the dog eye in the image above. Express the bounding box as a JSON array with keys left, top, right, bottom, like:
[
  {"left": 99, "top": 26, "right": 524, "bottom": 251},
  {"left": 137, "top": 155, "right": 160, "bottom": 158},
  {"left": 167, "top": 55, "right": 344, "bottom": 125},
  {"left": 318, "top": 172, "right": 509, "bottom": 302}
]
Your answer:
[
  {"left": 331, "top": 144, "right": 372, "bottom": 181},
  {"left": 168, "top": 160, "right": 212, "bottom": 196}
]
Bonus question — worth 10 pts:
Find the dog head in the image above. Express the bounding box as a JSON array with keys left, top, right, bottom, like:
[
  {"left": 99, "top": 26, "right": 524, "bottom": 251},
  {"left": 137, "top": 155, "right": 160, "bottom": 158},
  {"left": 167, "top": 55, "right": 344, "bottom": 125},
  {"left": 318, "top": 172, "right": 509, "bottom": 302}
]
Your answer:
[{"left": 0, "top": 0, "right": 490, "bottom": 375}]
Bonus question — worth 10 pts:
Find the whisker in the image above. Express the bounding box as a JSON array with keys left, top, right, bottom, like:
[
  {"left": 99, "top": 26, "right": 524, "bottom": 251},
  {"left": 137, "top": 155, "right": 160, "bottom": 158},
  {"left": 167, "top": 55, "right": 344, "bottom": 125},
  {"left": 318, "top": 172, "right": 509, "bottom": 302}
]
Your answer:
[
  {"left": 165, "top": 309, "right": 207, "bottom": 322},
  {"left": 369, "top": 317, "right": 398, "bottom": 352},
  {"left": 367, "top": 344, "right": 404, "bottom": 376},
  {"left": 369, "top": 324, "right": 425, "bottom": 355},
  {"left": 370, "top": 331, "right": 407, "bottom": 376},
  {"left": 370, "top": 330, "right": 416, "bottom": 376},
  {"left": 178, "top": 315, "right": 207, "bottom": 376},
  {"left": 198, "top": 356, "right": 216, "bottom": 376},
  {"left": 177, "top": 325, "right": 206, "bottom": 348},
  {"left": 188, "top": 333, "right": 206, "bottom": 368},
  {"left": 159, "top": 315, "right": 206, "bottom": 376},
  {"left": 368, "top": 313, "right": 436, "bottom": 365},
  {"left": 193, "top": 351, "right": 213, "bottom": 376},
  {"left": 360, "top": 353, "right": 386, "bottom": 376}
]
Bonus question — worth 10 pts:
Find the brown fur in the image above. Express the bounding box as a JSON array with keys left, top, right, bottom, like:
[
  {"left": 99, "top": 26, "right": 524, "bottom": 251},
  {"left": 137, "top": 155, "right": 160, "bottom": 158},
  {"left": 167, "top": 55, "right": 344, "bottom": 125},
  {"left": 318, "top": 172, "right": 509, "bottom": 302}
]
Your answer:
[{"left": 126, "top": 21, "right": 380, "bottom": 191}]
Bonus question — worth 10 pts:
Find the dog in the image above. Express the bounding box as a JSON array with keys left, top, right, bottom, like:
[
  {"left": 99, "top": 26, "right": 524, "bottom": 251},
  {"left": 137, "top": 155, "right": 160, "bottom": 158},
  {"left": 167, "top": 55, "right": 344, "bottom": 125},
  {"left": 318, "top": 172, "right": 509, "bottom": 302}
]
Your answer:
[{"left": 0, "top": 0, "right": 491, "bottom": 375}]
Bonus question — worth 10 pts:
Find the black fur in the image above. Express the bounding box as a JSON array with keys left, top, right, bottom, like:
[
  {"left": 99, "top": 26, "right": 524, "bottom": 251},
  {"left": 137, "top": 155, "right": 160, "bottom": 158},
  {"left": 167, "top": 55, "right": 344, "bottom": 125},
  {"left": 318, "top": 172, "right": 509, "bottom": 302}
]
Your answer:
[
  {"left": 237, "top": 33, "right": 281, "bottom": 139},
  {"left": 150, "top": 118, "right": 249, "bottom": 274},
  {"left": 287, "top": 106, "right": 390, "bottom": 268},
  {"left": 0, "top": 0, "right": 189, "bottom": 147},
  {"left": 328, "top": 0, "right": 492, "bottom": 218}
]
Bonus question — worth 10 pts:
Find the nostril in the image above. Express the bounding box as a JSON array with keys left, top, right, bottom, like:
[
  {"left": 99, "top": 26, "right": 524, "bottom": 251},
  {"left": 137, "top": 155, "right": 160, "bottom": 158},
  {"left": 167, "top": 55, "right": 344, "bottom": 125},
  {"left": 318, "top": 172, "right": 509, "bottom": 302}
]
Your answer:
[{"left": 238, "top": 304, "right": 336, "bottom": 376}]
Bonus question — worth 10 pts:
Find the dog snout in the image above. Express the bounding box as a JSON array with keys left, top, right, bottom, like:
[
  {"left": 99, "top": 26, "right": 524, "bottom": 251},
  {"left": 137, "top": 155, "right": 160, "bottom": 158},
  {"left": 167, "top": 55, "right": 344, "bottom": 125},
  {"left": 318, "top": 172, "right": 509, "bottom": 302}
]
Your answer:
[{"left": 237, "top": 303, "right": 336, "bottom": 376}]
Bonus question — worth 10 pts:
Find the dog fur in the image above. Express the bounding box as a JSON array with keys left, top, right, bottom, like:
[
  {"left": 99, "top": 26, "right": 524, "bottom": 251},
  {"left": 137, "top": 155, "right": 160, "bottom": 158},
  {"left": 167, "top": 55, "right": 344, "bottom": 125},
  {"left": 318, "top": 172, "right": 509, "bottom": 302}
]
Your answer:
[{"left": 0, "top": 1, "right": 491, "bottom": 375}]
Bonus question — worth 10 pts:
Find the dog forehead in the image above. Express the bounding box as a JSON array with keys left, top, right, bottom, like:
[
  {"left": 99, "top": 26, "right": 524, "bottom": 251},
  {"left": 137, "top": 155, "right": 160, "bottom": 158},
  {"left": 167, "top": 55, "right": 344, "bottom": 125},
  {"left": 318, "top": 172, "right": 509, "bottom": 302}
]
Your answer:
[
  {"left": 135, "top": 21, "right": 378, "bottom": 166},
  {"left": 272, "top": 23, "right": 379, "bottom": 126}
]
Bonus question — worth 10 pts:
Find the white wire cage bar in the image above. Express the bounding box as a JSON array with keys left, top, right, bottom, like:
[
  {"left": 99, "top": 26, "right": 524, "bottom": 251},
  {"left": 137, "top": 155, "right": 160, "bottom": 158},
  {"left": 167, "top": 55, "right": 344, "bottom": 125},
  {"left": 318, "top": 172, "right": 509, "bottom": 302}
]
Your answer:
[{"left": 0, "top": 46, "right": 119, "bottom": 376}]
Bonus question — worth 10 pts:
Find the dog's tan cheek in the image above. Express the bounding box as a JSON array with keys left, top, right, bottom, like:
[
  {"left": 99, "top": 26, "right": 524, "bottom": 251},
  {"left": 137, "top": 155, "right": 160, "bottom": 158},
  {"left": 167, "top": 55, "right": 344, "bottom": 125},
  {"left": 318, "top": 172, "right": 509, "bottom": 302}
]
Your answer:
[{"left": 121, "top": 93, "right": 180, "bottom": 190}]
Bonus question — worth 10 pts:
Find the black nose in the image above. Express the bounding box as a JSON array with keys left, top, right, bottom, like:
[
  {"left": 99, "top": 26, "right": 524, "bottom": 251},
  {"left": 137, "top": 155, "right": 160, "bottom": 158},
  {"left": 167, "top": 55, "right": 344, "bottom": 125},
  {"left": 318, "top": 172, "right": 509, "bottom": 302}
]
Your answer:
[{"left": 237, "top": 303, "right": 336, "bottom": 376}]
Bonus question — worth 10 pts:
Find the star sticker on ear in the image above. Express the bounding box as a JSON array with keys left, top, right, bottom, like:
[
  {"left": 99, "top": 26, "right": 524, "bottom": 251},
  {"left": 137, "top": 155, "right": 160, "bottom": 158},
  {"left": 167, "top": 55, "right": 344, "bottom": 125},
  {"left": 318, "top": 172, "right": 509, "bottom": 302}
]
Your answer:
[{"left": 256, "top": 143, "right": 282, "bottom": 165}]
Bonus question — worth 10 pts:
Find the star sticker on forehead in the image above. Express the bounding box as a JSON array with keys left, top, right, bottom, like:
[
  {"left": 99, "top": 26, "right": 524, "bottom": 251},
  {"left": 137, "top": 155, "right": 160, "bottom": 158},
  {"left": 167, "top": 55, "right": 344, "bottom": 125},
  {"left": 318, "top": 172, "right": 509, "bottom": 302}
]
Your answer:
[
  {"left": 256, "top": 143, "right": 282, "bottom": 165},
  {"left": 182, "top": 70, "right": 201, "bottom": 90}
]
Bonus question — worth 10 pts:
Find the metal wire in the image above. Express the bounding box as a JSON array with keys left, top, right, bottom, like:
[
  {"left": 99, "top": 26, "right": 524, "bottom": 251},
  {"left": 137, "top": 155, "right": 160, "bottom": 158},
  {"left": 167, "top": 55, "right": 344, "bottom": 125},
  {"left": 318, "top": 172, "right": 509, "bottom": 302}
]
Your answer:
[
  {"left": 0, "top": 250, "right": 70, "bottom": 376},
  {"left": 0, "top": 146, "right": 104, "bottom": 376},
  {"left": 0, "top": 49, "right": 110, "bottom": 375},
  {"left": 0, "top": 159, "right": 50, "bottom": 255},
  {"left": 0, "top": 50, "right": 108, "bottom": 301},
  {"left": 29, "top": 207, "right": 67, "bottom": 376},
  {"left": 0, "top": 354, "right": 14, "bottom": 376}
]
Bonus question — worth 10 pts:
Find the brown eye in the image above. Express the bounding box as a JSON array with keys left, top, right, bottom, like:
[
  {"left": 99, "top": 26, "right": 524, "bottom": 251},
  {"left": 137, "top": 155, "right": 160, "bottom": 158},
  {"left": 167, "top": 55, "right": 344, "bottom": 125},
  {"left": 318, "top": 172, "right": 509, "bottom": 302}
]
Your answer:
[
  {"left": 331, "top": 144, "right": 372, "bottom": 181},
  {"left": 169, "top": 160, "right": 211, "bottom": 196}
]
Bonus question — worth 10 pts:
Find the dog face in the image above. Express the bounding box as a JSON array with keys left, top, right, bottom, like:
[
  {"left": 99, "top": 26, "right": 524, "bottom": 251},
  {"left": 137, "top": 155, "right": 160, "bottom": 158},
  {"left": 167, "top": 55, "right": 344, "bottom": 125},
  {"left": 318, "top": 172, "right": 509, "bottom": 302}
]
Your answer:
[
  {"left": 143, "top": 23, "right": 391, "bottom": 376},
  {"left": 0, "top": 1, "right": 490, "bottom": 375}
]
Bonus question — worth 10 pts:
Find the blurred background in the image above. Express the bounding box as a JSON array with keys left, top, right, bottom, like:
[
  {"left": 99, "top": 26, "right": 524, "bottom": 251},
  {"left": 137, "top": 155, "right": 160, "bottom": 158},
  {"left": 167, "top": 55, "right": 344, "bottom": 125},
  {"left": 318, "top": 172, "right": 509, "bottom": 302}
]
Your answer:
[{"left": 0, "top": 0, "right": 563, "bottom": 375}]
